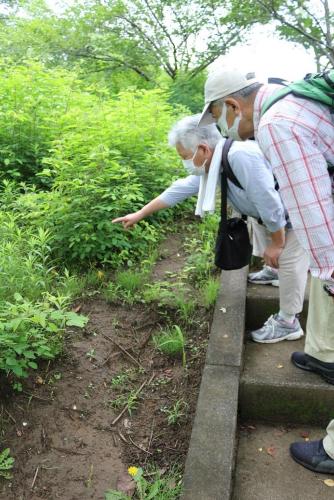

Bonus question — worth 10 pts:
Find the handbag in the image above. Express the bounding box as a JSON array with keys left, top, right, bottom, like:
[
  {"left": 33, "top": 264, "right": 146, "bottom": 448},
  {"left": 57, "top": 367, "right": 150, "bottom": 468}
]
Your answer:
[{"left": 215, "top": 138, "right": 253, "bottom": 270}]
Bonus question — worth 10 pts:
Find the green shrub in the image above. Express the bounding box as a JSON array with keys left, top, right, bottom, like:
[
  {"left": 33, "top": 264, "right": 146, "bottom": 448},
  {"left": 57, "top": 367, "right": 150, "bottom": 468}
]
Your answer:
[
  {"left": 0, "top": 212, "right": 54, "bottom": 303},
  {"left": 0, "top": 60, "right": 81, "bottom": 185},
  {"left": 0, "top": 293, "right": 88, "bottom": 379}
]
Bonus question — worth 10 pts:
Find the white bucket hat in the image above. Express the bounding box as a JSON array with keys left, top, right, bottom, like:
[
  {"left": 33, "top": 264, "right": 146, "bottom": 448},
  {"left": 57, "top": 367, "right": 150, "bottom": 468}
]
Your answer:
[{"left": 198, "top": 68, "right": 259, "bottom": 126}]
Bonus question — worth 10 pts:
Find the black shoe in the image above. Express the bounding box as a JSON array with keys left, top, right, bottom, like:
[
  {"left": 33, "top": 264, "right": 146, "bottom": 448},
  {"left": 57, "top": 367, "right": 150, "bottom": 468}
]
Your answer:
[
  {"left": 290, "top": 439, "right": 334, "bottom": 474},
  {"left": 291, "top": 352, "right": 334, "bottom": 384}
]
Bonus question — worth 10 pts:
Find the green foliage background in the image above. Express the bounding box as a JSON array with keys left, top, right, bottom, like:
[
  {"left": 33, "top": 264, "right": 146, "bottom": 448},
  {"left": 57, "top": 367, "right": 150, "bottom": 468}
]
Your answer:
[{"left": 0, "top": 58, "right": 199, "bottom": 380}]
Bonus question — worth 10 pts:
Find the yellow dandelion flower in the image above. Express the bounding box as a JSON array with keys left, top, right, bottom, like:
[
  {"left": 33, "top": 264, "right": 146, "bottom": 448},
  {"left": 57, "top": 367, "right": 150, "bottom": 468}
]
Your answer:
[{"left": 128, "top": 466, "right": 139, "bottom": 477}]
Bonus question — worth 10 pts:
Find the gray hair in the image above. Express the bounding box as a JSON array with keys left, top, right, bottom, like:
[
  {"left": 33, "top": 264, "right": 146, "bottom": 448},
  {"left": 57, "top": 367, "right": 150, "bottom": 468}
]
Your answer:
[
  {"left": 213, "top": 82, "right": 263, "bottom": 107},
  {"left": 168, "top": 114, "right": 221, "bottom": 152}
]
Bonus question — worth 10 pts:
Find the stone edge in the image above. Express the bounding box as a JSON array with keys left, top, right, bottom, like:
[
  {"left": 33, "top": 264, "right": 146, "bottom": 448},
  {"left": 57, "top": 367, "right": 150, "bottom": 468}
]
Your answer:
[{"left": 181, "top": 266, "right": 248, "bottom": 500}]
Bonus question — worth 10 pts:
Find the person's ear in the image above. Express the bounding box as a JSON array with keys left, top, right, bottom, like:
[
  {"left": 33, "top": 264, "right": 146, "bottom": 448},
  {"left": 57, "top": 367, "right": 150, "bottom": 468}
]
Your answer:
[
  {"left": 198, "top": 143, "right": 210, "bottom": 156},
  {"left": 224, "top": 97, "right": 242, "bottom": 115}
]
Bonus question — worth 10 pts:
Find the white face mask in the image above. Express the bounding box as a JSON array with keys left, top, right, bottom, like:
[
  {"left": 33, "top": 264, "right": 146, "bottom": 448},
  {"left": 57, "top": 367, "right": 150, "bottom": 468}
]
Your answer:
[
  {"left": 182, "top": 148, "right": 207, "bottom": 176},
  {"left": 217, "top": 103, "right": 243, "bottom": 141}
]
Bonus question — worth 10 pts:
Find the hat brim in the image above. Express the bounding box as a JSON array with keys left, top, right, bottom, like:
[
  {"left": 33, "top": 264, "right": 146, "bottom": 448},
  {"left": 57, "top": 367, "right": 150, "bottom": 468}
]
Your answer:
[{"left": 197, "top": 102, "right": 216, "bottom": 127}]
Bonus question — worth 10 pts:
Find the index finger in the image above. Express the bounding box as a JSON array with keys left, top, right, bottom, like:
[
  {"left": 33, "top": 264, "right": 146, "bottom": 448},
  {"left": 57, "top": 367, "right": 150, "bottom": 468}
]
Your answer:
[{"left": 112, "top": 217, "right": 126, "bottom": 223}]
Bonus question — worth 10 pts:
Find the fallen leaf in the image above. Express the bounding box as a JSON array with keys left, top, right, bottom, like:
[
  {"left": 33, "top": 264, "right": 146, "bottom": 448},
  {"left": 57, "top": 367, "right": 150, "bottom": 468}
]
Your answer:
[
  {"left": 324, "top": 479, "right": 334, "bottom": 487},
  {"left": 116, "top": 471, "right": 136, "bottom": 496},
  {"left": 266, "top": 446, "right": 276, "bottom": 457},
  {"left": 276, "top": 364, "right": 284, "bottom": 369},
  {"left": 35, "top": 376, "right": 44, "bottom": 385}
]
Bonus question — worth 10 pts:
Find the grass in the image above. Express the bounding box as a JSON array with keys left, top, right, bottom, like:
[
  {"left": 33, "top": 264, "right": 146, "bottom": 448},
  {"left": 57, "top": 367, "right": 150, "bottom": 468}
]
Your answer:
[
  {"left": 161, "top": 399, "right": 189, "bottom": 426},
  {"left": 200, "top": 277, "right": 220, "bottom": 309},
  {"left": 154, "top": 325, "right": 186, "bottom": 367}
]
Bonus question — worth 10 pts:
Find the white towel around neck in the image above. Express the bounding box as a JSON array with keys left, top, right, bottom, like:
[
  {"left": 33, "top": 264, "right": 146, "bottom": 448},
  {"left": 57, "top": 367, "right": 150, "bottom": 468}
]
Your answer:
[{"left": 195, "top": 137, "right": 225, "bottom": 217}]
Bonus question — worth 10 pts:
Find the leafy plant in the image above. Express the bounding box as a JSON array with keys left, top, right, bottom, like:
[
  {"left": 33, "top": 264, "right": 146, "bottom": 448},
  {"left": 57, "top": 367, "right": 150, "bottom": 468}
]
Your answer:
[
  {"left": 0, "top": 448, "right": 14, "bottom": 479},
  {"left": 111, "top": 373, "right": 129, "bottom": 387},
  {"left": 109, "top": 390, "right": 139, "bottom": 416},
  {"left": 154, "top": 325, "right": 186, "bottom": 367},
  {"left": 0, "top": 293, "right": 88, "bottom": 379},
  {"left": 161, "top": 399, "right": 189, "bottom": 426},
  {"left": 105, "top": 466, "right": 182, "bottom": 500}
]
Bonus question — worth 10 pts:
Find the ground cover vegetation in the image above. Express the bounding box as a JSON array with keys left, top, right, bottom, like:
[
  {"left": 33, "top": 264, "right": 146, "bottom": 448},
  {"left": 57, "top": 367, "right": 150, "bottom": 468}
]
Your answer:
[{"left": 0, "top": 52, "right": 219, "bottom": 496}]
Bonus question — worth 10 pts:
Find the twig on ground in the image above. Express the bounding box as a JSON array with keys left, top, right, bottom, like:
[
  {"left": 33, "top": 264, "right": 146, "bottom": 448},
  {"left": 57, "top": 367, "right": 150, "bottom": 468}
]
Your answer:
[
  {"left": 111, "top": 431, "right": 118, "bottom": 447},
  {"left": 117, "top": 430, "right": 129, "bottom": 444},
  {"left": 99, "top": 350, "right": 120, "bottom": 367},
  {"left": 128, "top": 436, "right": 152, "bottom": 455},
  {"left": 100, "top": 332, "right": 145, "bottom": 370},
  {"left": 111, "top": 373, "right": 155, "bottom": 426},
  {"left": 4, "top": 408, "right": 16, "bottom": 424},
  {"left": 22, "top": 391, "right": 53, "bottom": 403},
  {"left": 51, "top": 446, "right": 87, "bottom": 456},
  {"left": 31, "top": 466, "right": 39, "bottom": 489},
  {"left": 145, "top": 419, "right": 155, "bottom": 464}
]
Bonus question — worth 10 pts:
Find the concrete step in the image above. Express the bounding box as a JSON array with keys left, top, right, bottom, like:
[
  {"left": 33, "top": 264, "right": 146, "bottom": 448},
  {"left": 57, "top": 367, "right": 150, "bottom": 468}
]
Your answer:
[
  {"left": 246, "top": 278, "right": 310, "bottom": 330},
  {"left": 239, "top": 337, "right": 334, "bottom": 425},
  {"left": 233, "top": 423, "right": 334, "bottom": 500}
]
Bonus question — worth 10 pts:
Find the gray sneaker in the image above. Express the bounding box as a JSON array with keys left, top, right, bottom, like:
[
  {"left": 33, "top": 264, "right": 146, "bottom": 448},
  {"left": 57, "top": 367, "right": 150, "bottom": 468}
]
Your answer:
[
  {"left": 251, "top": 314, "right": 304, "bottom": 344},
  {"left": 248, "top": 265, "right": 279, "bottom": 287}
]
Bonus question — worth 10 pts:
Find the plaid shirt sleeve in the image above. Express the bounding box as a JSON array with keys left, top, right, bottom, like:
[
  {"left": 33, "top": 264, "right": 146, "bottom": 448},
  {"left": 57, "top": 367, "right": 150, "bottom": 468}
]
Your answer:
[{"left": 257, "top": 118, "right": 334, "bottom": 281}]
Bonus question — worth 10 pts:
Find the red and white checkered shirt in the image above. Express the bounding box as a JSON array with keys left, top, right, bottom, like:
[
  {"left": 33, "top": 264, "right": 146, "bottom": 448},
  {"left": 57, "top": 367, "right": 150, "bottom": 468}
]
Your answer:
[{"left": 254, "top": 84, "right": 334, "bottom": 281}]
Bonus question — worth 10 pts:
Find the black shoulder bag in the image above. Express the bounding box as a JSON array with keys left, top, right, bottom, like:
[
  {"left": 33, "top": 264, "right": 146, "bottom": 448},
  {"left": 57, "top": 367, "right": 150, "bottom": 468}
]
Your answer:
[{"left": 215, "top": 138, "right": 253, "bottom": 270}]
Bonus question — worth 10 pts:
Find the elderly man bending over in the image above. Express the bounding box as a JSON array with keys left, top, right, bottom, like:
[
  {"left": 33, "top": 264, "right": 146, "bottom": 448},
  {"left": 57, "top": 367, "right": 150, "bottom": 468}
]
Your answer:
[
  {"left": 198, "top": 67, "right": 334, "bottom": 472},
  {"left": 113, "top": 115, "right": 309, "bottom": 344}
]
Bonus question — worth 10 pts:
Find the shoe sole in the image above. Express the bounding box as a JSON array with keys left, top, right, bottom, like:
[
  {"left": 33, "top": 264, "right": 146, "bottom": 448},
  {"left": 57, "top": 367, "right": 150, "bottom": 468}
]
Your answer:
[
  {"left": 248, "top": 279, "right": 279, "bottom": 286},
  {"left": 252, "top": 329, "right": 304, "bottom": 344},
  {"left": 292, "top": 357, "right": 334, "bottom": 385},
  {"left": 289, "top": 450, "right": 334, "bottom": 474}
]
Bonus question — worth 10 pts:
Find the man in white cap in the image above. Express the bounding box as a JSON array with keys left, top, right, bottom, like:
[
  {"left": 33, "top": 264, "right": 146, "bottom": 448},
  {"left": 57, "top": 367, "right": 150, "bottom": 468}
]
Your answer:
[{"left": 198, "top": 68, "right": 334, "bottom": 473}]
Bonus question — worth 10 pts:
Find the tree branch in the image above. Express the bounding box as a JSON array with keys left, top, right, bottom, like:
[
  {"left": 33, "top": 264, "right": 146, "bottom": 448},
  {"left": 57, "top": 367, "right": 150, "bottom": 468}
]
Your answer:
[
  {"left": 255, "top": 0, "right": 334, "bottom": 64},
  {"left": 72, "top": 50, "right": 152, "bottom": 81}
]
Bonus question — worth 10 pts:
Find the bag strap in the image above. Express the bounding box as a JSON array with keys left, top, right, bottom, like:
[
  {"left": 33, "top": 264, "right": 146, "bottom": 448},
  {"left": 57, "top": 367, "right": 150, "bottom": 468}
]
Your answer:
[
  {"left": 220, "top": 152, "right": 228, "bottom": 229},
  {"left": 220, "top": 138, "right": 243, "bottom": 228},
  {"left": 221, "top": 138, "right": 244, "bottom": 190}
]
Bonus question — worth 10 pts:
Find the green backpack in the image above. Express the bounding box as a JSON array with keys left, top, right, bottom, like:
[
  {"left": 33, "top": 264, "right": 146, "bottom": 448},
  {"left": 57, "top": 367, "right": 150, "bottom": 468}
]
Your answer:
[{"left": 261, "top": 70, "right": 334, "bottom": 117}]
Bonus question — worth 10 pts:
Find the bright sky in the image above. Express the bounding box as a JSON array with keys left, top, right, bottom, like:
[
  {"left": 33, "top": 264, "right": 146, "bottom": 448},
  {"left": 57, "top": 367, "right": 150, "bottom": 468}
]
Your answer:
[{"left": 211, "top": 25, "right": 317, "bottom": 83}]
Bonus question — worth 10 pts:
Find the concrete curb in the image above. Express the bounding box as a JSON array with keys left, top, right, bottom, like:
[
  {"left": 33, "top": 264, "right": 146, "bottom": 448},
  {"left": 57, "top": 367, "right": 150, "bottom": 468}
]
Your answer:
[{"left": 182, "top": 266, "right": 248, "bottom": 500}]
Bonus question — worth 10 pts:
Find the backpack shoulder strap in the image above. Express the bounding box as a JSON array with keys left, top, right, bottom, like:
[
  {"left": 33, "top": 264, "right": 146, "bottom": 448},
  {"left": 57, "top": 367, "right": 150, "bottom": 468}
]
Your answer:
[
  {"left": 221, "top": 138, "right": 244, "bottom": 190},
  {"left": 261, "top": 86, "right": 292, "bottom": 117},
  {"left": 262, "top": 70, "right": 334, "bottom": 117}
]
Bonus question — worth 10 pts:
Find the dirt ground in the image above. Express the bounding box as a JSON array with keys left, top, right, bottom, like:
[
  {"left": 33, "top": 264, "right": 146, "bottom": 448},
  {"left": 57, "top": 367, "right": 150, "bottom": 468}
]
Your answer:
[{"left": 0, "top": 232, "right": 213, "bottom": 500}]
